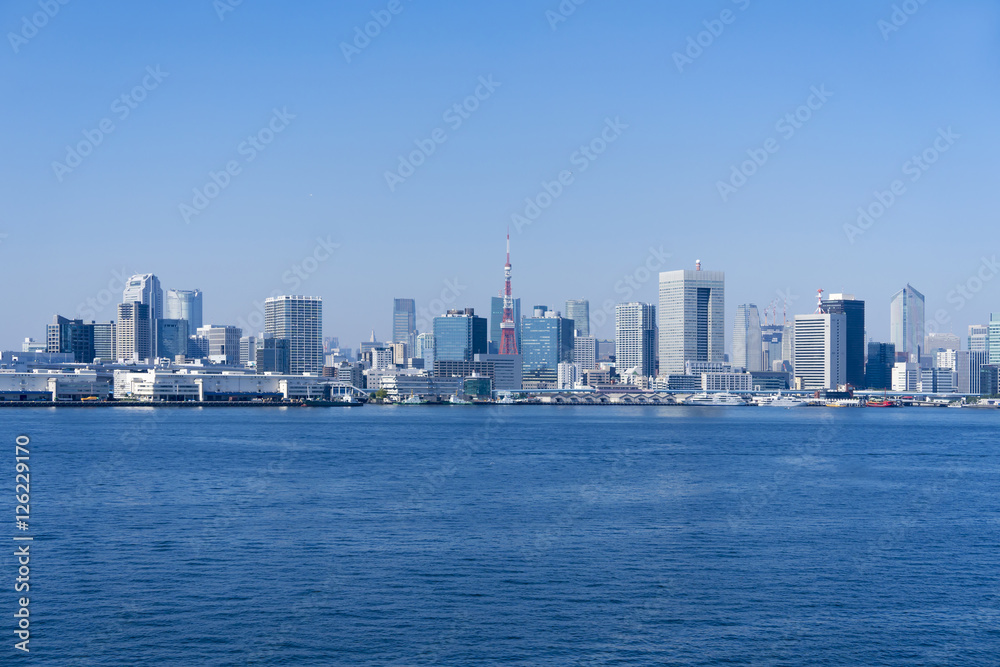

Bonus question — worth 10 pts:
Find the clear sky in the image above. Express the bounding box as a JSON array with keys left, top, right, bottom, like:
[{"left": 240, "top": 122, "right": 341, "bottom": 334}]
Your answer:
[{"left": 2, "top": 0, "right": 998, "bottom": 351}]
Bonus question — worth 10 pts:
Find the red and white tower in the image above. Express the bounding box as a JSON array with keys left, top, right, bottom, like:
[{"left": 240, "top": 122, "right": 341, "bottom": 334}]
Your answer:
[{"left": 499, "top": 232, "right": 518, "bottom": 355}]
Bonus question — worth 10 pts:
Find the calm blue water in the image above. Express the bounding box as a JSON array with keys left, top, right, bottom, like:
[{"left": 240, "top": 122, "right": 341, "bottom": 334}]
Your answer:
[{"left": 2, "top": 406, "right": 999, "bottom": 666}]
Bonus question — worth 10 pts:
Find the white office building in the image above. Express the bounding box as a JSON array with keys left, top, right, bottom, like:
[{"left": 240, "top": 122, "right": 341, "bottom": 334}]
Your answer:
[
  {"left": 658, "top": 264, "right": 725, "bottom": 375},
  {"left": 892, "top": 362, "right": 920, "bottom": 392},
  {"left": 968, "top": 324, "right": 988, "bottom": 353},
  {"left": 793, "top": 313, "right": 846, "bottom": 390},
  {"left": 616, "top": 302, "right": 656, "bottom": 377},
  {"left": 264, "top": 296, "right": 323, "bottom": 374},
  {"left": 197, "top": 325, "right": 243, "bottom": 365},
  {"left": 573, "top": 335, "right": 597, "bottom": 370},
  {"left": 732, "top": 304, "right": 763, "bottom": 371},
  {"left": 116, "top": 302, "right": 152, "bottom": 363},
  {"left": 557, "top": 362, "right": 581, "bottom": 390}
]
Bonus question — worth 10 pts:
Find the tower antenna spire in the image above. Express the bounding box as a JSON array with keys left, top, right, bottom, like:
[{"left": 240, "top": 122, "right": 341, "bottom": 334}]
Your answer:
[{"left": 499, "top": 231, "right": 518, "bottom": 355}]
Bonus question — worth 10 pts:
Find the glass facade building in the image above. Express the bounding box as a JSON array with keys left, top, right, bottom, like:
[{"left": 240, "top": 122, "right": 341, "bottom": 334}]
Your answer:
[
  {"left": 890, "top": 284, "right": 925, "bottom": 363},
  {"left": 392, "top": 298, "right": 416, "bottom": 346},
  {"left": 732, "top": 304, "right": 763, "bottom": 372},
  {"left": 565, "top": 300, "right": 590, "bottom": 337},
  {"left": 46, "top": 316, "right": 95, "bottom": 363},
  {"left": 165, "top": 289, "right": 203, "bottom": 332},
  {"left": 658, "top": 267, "right": 725, "bottom": 375},
  {"left": 822, "top": 295, "right": 865, "bottom": 388},
  {"left": 156, "top": 319, "right": 189, "bottom": 360},
  {"left": 433, "top": 309, "right": 487, "bottom": 363},
  {"left": 521, "top": 315, "right": 574, "bottom": 384}
]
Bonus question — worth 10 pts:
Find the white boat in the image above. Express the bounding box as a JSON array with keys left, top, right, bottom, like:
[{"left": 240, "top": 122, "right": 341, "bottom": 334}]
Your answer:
[
  {"left": 449, "top": 393, "right": 473, "bottom": 405},
  {"left": 685, "top": 392, "right": 746, "bottom": 406},
  {"left": 496, "top": 392, "right": 515, "bottom": 404},
  {"left": 760, "top": 392, "right": 806, "bottom": 408}
]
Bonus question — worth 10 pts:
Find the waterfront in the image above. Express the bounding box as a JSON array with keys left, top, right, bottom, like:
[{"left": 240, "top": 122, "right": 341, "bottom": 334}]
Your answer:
[{"left": 3, "top": 407, "right": 998, "bottom": 665}]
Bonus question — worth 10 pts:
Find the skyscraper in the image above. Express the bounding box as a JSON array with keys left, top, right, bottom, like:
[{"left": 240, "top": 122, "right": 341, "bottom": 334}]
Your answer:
[
  {"left": 489, "top": 296, "right": 521, "bottom": 353},
  {"left": 415, "top": 333, "right": 436, "bottom": 368},
  {"left": 968, "top": 324, "right": 988, "bottom": 353},
  {"left": 116, "top": 303, "right": 152, "bottom": 362},
  {"left": 658, "top": 262, "right": 725, "bottom": 375},
  {"left": 93, "top": 322, "right": 115, "bottom": 362},
  {"left": 989, "top": 314, "right": 1000, "bottom": 365},
  {"left": 432, "top": 309, "right": 487, "bottom": 362},
  {"left": 264, "top": 296, "right": 323, "bottom": 374},
  {"left": 156, "top": 319, "right": 189, "bottom": 360},
  {"left": 123, "top": 274, "right": 163, "bottom": 319},
  {"left": 731, "top": 304, "right": 763, "bottom": 372},
  {"left": 165, "top": 289, "right": 203, "bottom": 331},
  {"left": 197, "top": 325, "right": 243, "bottom": 365},
  {"left": 822, "top": 294, "right": 865, "bottom": 388},
  {"left": 956, "top": 350, "right": 988, "bottom": 395},
  {"left": 123, "top": 274, "right": 162, "bottom": 358},
  {"left": 615, "top": 303, "right": 656, "bottom": 377},
  {"left": 46, "top": 316, "right": 95, "bottom": 363},
  {"left": 761, "top": 324, "right": 784, "bottom": 371},
  {"left": 573, "top": 335, "right": 597, "bottom": 370},
  {"left": 565, "top": 300, "right": 590, "bottom": 337},
  {"left": 865, "top": 342, "right": 896, "bottom": 390},
  {"left": 890, "top": 284, "right": 925, "bottom": 363},
  {"left": 793, "top": 313, "right": 846, "bottom": 390},
  {"left": 392, "top": 299, "right": 416, "bottom": 346},
  {"left": 521, "top": 313, "right": 574, "bottom": 386}
]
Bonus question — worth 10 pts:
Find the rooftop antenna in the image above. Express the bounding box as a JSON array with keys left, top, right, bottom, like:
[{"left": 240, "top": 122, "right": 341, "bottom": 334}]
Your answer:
[
  {"left": 695, "top": 259, "right": 701, "bottom": 271},
  {"left": 814, "top": 289, "right": 825, "bottom": 314}
]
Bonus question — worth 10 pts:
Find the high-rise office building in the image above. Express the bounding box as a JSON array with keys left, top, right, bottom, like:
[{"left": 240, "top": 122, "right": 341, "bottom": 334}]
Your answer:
[
  {"left": 521, "top": 313, "right": 574, "bottom": 385},
  {"left": 658, "top": 263, "right": 725, "bottom": 374},
  {"left": 256, "top": 335, "right": 290, "bottom": 374},
  {"left": 565, "top": 300, "right": 590, "bottom": 337},
  {"left": 793, "top": 313, "right": 846, "bottom": 390},
  {"left": 761, "top": 324, "right": 784, "bottom": 371},
  {"left": 573, "top": 335, "right": 597, "bottom": 370},
  {"left": 732, "top": 304, "right": 762, "bottom": 372},
  {"left": 924, "top": 332, "right": 960, "bottom": 354},
  {"left": 116, "top": 302, "right": 152, "bottom": 362},
  {"left": 865, "top": 342, "right": 896, "bottom": 390},
  {"left": 615, "top": 303, "right": 656, "bottom": 377},
  {"left": 156, "top": 319, "right": 189, "bottom": 360},
  {"left": 392, "top": 298, "right": 416, "bottom": 346},
  {"left": 196, "top": 325, "right": 242, "bottom": 364},
  {"left": 781, "top": 321, "right": 795, "bottom": 372},
  {"left": 989, "top": 314, "right": 1000, "bottom": 365},
  {"left": 968, "top": 324, "right": 988, "bottom": 353},
  {"left": 164, "top": 289, "right": 203, "bottom": 332},
  {"left": 93, "top": 322, "right": 115, "bottom": 362},
  {"left": 122, "top": 274, "right": 162, "bottom": 357},
  {"left": 122, "top": 274, "right": 163, "bottom": 319},
  {"left": 890, "top": 284, "right": 925, "bottom": 362},
  {"left": 46, "top": 316, "right": 96, "bottom": 363},
  {"left": 956, "top": 350, "right": 987, "bottom": 395},
  {"left": 415, "top": 333, "right": 435, "bottom": 368},
  {"left": 264, "top": 296, "right": 323, "bottom": 374},
  {"left": 822, "top": 294, "right": 865, "bottom": 388},
  {"left": 489, "top": 296, "right": 521, "bottom": 354},
  {"left": 432, "top": 308, "right": 488, "bottom": 362},
  {"left": 240, "top": 335, "right": 258, "bottom": 366}
]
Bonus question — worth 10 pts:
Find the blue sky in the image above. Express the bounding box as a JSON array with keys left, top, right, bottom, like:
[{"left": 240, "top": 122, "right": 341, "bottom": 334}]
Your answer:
[{"left": 2, "top": 0, "right": 998, "bottom": 350}]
